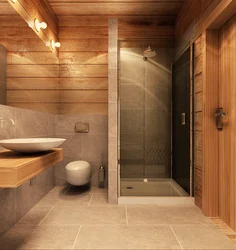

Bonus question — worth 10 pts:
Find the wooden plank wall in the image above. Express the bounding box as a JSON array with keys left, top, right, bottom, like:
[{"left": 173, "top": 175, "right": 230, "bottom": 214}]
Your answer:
[
  {"left": 0, "top": 15, "right": 60, "bottom": 114},
  {"left": 58, "top": 16, "right": 108, "bottom": 114},
  {"left": 176, "top": 0, "right": 222, "bottom": 37},
  {"left": 58, "top": 16, "right": 175, "bottom": 115},
  {"left": 219, "top": 15, "right": 236, "bottom": 229},
  {"left": 194, "top": 35, "right": 203, "bottom": 208}
]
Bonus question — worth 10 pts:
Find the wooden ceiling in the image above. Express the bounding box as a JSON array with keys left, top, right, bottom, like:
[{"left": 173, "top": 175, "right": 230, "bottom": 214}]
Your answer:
[{"left": 0, "top": 0, "right": 186, "bottom": 26}]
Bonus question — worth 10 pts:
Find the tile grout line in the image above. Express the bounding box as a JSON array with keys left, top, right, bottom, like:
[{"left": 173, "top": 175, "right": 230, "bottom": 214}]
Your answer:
[
  {"left": 72, "top": 225, "right": 82, "bottom": 250},
  {"left": 38, "top": 206, "right": 55, "bottom": 226},
  {"left": 88, "top": 193, "right": 94, "bottom": 207},
  {"left": 170, "top": 225, "right": 183, "bottom": 250},
  {"left": 125, "top": 205, "right": 128, "bottom": 225}
]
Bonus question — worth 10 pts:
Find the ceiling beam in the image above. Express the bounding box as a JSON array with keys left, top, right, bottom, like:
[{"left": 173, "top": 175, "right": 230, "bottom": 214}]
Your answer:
[{"left": 7, "top": 0, "right": 59, "bottom": 56}]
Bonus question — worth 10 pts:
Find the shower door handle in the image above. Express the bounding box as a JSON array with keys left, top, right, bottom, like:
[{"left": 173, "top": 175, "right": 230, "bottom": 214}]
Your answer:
[{"left": 181, "top": 113, "right": 186, "bottom": 125}]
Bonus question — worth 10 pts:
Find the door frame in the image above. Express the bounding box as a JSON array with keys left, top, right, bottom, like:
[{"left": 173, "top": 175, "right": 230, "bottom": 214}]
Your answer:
[{"left": 195, "top": 0, "right": 236, "bottom": 223}]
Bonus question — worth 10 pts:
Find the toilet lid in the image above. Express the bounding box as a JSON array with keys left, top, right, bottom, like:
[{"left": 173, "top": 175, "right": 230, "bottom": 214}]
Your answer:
[{"left": 66, "top": 161, "right": 90, "bottom": 170}]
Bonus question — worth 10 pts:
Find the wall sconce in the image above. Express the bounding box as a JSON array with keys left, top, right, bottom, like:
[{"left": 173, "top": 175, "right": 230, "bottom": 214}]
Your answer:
[
  {"left": 34, "top": 18, "right": 47, "bottom": 32},
  {"left": 51, "top": 40, "right": 61, "bottom": 50},
  {"left": 11, "top": 0, "right": 17, "bottom": 3}
]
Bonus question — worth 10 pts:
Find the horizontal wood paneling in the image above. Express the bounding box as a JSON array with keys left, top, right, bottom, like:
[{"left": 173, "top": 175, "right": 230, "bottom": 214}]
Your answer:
[
  {"left": 0, "top": 3, "right": 18, "bottom": 15},
  {"left": 0, "top": 27, "right": 39, "bottom": 39},
  {"left": 7, "top": 90, "right": 59, "bottom": 103},
  {"left": 59, "top": 39, "right": 108, "bottom": 52},
  {"left": 59, "top": 78, "right": 108, "bottom": 90},
  {"left": 8, "top": 52, "right": 59, "bottom": 64},
  {"left": 0, "top": 38, "right": 51, "bottom": 52},
  {"left": 0, "top": 17, "right": 60, "bottom": 113},
  {"left": 7, "top": 65, "right": 59, "bottom": 78},
  {"left": 119, "top": 25, "right": 174, "bottom": 39},
  {"left": 60, "top": 90, "right": 108, "bottom": 103},
  {"left": 59, "top": 65, "right": 107, "bottom": 78},
  {"left": 8, "top": 78, "right": 59, "bottom": 90},
  {"left": 59, "top": 103, "right": 108, "bottom": 115},
  {"left": 59, "top": 15, "right": 177, "bottom": 27},
  {"left": 0, "top": 16, "right": 27, "bottom": 26},
  {"left": 49, "top": 2, "right": 184, "bottom": 16},
  {"left": 60, "top": 27, "right": 108, "bottom": 39},
  {"left": 59, "top": 52, "right": 107, "bottom": 65},
  {"left": 120, "top": 39, "right": 175, "bottom": 48},
  {"left": 58, "top": 17, "right": 109, "bottom": 114},
  {"left": 7, "top": 103, "right": 59, "bottom": 114},
  {"left": 175, "top": 0, "right": 222, "bottom": 37}
]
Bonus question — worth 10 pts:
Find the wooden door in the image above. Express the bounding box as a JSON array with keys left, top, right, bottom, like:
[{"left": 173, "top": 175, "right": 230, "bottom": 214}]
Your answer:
[{"left": 218, "top": 14, "right": 236, "bottom": 230}]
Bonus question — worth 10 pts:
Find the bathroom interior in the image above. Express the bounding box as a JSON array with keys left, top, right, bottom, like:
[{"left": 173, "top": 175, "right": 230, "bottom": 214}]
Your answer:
[{"left": 0, "top": 0, "right": 236, "bottom": 249}]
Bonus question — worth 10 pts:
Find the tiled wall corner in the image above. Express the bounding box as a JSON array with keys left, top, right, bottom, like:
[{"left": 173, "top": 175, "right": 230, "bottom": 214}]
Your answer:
[
  {"left": 0, "top": 105, "right": 55, "bottom": 236},
  {"left": 108, "top": 18, "right": 118, "bottom": 204}
]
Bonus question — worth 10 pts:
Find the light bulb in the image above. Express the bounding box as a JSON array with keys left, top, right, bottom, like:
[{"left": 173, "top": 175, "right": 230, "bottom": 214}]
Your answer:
[
  {"left": 51, "top": 40, "right": 61, "bottom": 50},
  {"left": 34, "top": 18, "right": 47, "bottom": 32}
]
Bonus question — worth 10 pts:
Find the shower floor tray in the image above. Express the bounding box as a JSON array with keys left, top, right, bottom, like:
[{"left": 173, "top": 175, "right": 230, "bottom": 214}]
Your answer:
[{"left": 120, "top": 178, "right": 189, "bottom": 197}]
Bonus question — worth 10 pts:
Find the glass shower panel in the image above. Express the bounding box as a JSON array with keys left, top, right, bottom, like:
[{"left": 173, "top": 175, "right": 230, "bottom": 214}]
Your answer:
[
  {"left": 120, "top": 47, "right": 175, "bottom": 196},
  {"left": 120, "top": 48, "right": 145, "bottom": 178}
]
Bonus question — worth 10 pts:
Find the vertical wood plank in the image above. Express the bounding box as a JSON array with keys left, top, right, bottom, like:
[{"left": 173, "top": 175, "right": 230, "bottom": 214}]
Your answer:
[{"left": 202, "top": 30, "right": 219, "bottom": 217}]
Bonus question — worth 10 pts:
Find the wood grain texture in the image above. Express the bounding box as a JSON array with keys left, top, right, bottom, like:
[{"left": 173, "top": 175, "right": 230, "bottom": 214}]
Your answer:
[
  {"left": 0, "top": 148, "right": 63, "bottom": 188},
  {"left": 60, "top": 90, "right": 108, "bottom": 103},
  {"left": 176, "top": 0, "right": 222, "bottom": 37},
  {"left": 8, "top": 103, "right": 59, "bottom": 114},
  {"left": 59, "top": 52, "right": 108, "bottom": 65},
  {"left": 0, "top": 18, "right": 60, "bottom": 113},
  {"left": 194, "top": 36, "right": 203, "bottom": 209},
  {"left": 8, "top": 52, "right": 59, "bottom": 64},
  {"left": 119, "top": 39, "right": 175, "bottom": 48},
  {"left": 7, "top": 0, "right": 59, "bottom": 55},
  {"left": 59, "top": 78, "right": 108, "bottom": 90},
  {"left": 59, "top": 103, "right": 108, "bottom": 115},
  {"left": 59, "top": 65, "right": 108, "bottom": 78},
  {"left": 49, "top": 2, "right": 184, "bottom": 16},
  {"left": 118, "top": 25, "right": 174, "bottom": 39},
  {"left": 7, "top": 90, "right": 59, "bottom": 103},
  {"left": 219, "top": 15, "right": 236, "bottom": 230},
  {"left": 58, "top": 18, "right": 109, "bottom": 114},
  {"left": 194, "top": 112, "right": 203, "bottom": 131},
  {"left": 58, "top": 15, "right": 177, "bottom": 27},
  {"left": 58, "top": 39, "right": 108, "bottom": 52},
  {"left": 202, "top": 30, "right": 219, "bottom": 217}
]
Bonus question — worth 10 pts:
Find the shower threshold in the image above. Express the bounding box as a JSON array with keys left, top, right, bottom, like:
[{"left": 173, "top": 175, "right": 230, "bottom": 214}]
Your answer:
[{"left": 119, "top": 178, "right": 194, "bottom": 205}]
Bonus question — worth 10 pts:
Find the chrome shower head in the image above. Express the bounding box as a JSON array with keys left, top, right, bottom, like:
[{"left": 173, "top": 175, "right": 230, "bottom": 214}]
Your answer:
[{"left": 143, "top": 46, "right": 156, "bottom": 58}]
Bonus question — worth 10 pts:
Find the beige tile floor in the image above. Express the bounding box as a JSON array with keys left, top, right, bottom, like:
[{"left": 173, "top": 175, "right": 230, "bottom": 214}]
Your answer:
[{"left": 0, "top": 186, "right": 235, "bottom": 250}]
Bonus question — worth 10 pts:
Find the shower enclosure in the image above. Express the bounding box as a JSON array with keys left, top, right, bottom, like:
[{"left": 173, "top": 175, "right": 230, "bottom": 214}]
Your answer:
[{"left": 119, "top": 46, "right": 192, "bottom": 197}]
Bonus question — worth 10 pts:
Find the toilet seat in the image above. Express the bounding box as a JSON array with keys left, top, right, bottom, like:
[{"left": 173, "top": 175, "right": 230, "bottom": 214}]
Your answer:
[{"left": 66, "top": 161, "right": 90, "bottom": 170}]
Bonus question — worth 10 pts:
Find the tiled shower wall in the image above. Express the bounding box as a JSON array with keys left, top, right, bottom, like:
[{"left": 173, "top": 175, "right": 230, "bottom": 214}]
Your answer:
[
  {"left": 0, "top": 105, "right": 55, "bottom": 235},
  {"left": 54, "top": 114, "right": 108, "bottom": 186}
]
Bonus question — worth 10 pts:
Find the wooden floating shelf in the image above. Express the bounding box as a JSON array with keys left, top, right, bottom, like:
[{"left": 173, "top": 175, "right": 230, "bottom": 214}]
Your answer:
[{"left": 0, "top": 148, "right": 63, "bottom": 188}]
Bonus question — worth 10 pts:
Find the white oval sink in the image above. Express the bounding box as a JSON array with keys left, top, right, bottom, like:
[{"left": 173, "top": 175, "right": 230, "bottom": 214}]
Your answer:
[{"left": 0, "top": 138, "right": 66, "bottom": 153}]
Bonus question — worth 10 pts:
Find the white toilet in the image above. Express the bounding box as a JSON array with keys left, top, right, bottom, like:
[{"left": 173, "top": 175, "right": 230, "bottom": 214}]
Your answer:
[{"left": 65, "top": 161, "right": 92, "bottom": 186}]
